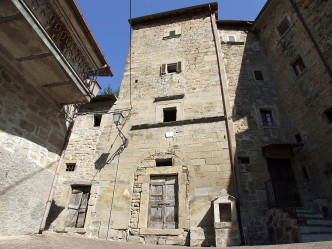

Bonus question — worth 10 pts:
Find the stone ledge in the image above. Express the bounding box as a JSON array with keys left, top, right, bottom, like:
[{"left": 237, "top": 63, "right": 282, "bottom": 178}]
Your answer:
[
  {"left": 140, "top": 228, "right": 183, "bottom": 235},
  {"left": 131, "top": 116, "right": 225, "bottom": 130}
]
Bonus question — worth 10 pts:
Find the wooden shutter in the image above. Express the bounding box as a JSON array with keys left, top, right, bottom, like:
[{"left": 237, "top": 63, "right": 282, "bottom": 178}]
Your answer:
[
  {"left": 176, "top": 61, "right": 182, "bottom": 73},
  {"left": 160, "top": 64, "right": 166, "bottom": 75}
]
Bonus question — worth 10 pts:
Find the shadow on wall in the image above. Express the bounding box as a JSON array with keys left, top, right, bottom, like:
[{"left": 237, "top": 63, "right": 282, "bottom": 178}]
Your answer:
[
  {"left": 197, "top": 202, "right": 216, "bottom": 247},
  {"left": 95, "top": 153, "right": 111, "bottom": 170},
  {"left": 45, "top": 200, "right": 65, "bottom": 230}
]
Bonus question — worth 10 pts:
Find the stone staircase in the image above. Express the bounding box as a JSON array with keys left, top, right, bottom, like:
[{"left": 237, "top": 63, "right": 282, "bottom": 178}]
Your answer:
[{"left": 296, "top": 208, "right": 332, "bottom": 242}]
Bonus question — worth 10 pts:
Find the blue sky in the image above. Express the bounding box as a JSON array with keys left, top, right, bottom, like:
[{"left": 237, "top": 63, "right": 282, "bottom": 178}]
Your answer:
[{"left": 76, "top": 0, "right": 267, "bottom": 92}]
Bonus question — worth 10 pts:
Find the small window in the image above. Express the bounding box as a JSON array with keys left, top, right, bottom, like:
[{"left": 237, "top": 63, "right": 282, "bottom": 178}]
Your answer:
[
  {"left": 324, "top": 108, "right": 332, "bottom": 123},
  {"left": 156, "top": 158, "right": 173, "bottom": 167},
  {"left": 295, "top": 133, "right": 302, "bottom": 143},
  {"left": 260, "top": 110, "right": 273, "bottom": 126},
  {"left": 238, "top": 157, "right": 250, "bottom": 164},
  {"left": 169, "top": 30, "right": 176, "bottom": 36},
  {"left": 66, "top": 163, "right": 76, "bottom": 172},
  {"left": 163, "top": 107, "right": 177, "bottom": 122},
  {"left": 277, "top": 17, "right": 291, "bottom": 36},
  {"left": 228, "top": 35, "right": 236, "bottom": 42},
  {"left": 254, "top": 71, "right": 264, "bottom": 81},
  {"left": 94, "top": 114, "right": 102, "bottom": 127},
  {"left": 167, "top": 63, "right": 177, "bottom": 73},
  {"left": 292, "top": 57, "right": 306, "bottom": 76},
  {"left": 160, "top": 62, "right": 182, "bottom": 75},
  {"left": 302, "top": 167, "right": 309, "bottom": 180}
]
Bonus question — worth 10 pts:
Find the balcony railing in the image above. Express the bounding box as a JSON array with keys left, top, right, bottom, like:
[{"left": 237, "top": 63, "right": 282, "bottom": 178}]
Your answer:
[{"left": 24, "top": 0, "right": 94, "bottom": 82}]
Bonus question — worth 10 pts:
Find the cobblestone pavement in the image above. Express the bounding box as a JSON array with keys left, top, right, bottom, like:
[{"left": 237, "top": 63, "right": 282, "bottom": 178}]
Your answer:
[{"left": 0, "top": 234, "right": 331, "bottom": 249}]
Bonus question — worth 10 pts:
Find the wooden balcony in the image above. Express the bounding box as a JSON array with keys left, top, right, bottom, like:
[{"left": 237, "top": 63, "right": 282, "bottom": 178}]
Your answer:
[{"left": 0, "top": 0, "right": 112, "bottom": 104}]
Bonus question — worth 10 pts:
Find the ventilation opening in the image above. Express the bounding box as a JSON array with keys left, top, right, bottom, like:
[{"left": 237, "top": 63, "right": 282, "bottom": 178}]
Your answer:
[
  {"left": 66, "top": 163, "right": 76, "bottom": 172},
  {"left": 292, "top": 57, "right": 306, "bottom": 76},
  {"left": 156, "top": 158, "right": 173, "bottom": 167},
  {"left": 295, "top": 133, "right": 302, "bottom": 143},
  {"left": 260, "top": 110, "right": 273, "bottom": 126},
  {"left": 219, "top": 203, "right": 232, "bottom": 222},
  {"left": 302, "top": 167, "right": 309, "bottom": 180},
  {"left": 325, "top": 108, "right": 332, "bottom": 123},
  {"left": 163, "top": 107, "right": 177, "bottom": 122},
  {"left": 169, "top": 30, "right": 176, "bottom": 36},
  {"left": 254, "top": 71, "right": 264, "bottom": 81},
  {"left": 94, "top": 114, "right": 102, "bottom": 127},
  {"left": 228, "top": 35, "right": 236, "bottom": 42},
  {"left": 238, "top": 157, "right": 250, "bottom": 164}
]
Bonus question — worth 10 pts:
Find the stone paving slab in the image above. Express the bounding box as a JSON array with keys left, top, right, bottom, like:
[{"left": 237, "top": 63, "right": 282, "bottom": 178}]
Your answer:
[{"left": 0, "top": 234, "right": 331, "bottom": 249}]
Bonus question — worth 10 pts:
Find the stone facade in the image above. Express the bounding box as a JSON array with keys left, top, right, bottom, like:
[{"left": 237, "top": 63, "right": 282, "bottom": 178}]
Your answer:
[{"left": 47, "top": 0, "right": 332, "bottom": 246}]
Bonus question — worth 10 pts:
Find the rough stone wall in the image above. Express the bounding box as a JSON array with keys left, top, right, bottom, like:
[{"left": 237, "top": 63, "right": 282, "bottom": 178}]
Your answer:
[
  {"left": 265, "top": 208, "right": 300, "bottom": 244},
  {"left": 48, "top": 102, "right": 116, "bottom": 237},
  {"left": 0, "top": 64, "right": 68, "bottom": 235},
  {"left": 218, "top": 27, "right": 293, "bottom": 244},
  {"left": 257, "top": 0, "right": 332, "bottom": 213}
]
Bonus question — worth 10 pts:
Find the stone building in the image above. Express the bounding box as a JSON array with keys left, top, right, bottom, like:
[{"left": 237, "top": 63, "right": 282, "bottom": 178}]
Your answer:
[
  {"left": 47, "top": 0, "right": 332, "bottom": 247},
  {"left": 0, "top": 0, "right": 112, "bottom": 236}
]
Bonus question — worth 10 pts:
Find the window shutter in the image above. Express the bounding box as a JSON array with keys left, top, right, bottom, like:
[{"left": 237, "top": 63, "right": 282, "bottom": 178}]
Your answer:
[
  {"left": 161, "top": 64, "right": 166, "bottom": 75},
  {"left": 176, "top": 61, "right": 182, "bottom": 73}
]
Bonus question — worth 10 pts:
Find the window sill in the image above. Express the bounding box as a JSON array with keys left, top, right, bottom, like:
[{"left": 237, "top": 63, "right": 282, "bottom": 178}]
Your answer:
[
  {"left": 140, "top": 228, "right": 183, "bottom": 235},
  {"left": 221, "top": 41, "right": 244, "bottom": 45},
  {"left": 163, "top": 34, "right": 181, "bottom": 40},
  {"left": 294, "top": 67, "right": 308, "bottom": 79}
]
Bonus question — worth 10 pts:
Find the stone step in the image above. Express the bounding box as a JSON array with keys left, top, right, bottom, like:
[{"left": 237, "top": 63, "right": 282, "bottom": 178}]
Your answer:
[
  {"left": 297, "top": 213, "right": 324, "bottom": 219},
  {"left": 296, "top": 208, "right": 315, "bottom": 214},
  {"left": 301, "top": 233, "right": 332, "bottom": 243},
  {"left": 300, "top": 225, "right": 332, "bottom": 234},
  {"left": 306, "top": 219, "right": 332, "bottom": 226}
]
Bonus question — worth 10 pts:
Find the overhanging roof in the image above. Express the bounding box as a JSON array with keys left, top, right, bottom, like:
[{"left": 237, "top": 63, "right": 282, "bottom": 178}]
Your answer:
[{"left": 129, "top": 2, "right": 218, "bottom": 26}]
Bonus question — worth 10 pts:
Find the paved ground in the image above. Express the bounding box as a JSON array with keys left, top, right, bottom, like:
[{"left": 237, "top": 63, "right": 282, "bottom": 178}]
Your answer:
[{"left": 0, "top": 234, "right": 331, "bottom": 249}]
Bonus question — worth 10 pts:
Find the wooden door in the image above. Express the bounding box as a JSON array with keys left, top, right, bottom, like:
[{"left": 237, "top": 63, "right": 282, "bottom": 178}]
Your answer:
[
  {"left": 148, "top": 176, "right": 178, "bottom": 229},
  {"left": 66, "top": 186, "right": 90, "bottom": 228},
  {"left": 267, "top": 159, "right": 301, "bottom": 207}
]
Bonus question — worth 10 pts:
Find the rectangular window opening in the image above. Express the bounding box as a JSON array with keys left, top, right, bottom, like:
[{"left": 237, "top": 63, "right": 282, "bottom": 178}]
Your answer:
[
  {"left": 156, "top": 158, "right": 173, "bottom": 167},
  {"left": 277, "top": 17, "right": 291, "bottom": 36},
  {"left": 66, "top": 163, "right": 76, "bottom": 172},
  {"left": 292, "top": 57, "right": 306, "bottom": 76},
  {"left": 163, "top": 107, "right": 177, "bottom": 122},
  {"left": 254, "top": 70, "right": 264, "bottom": 81},
  {"left": 324, "top": 108, "right": 332, "bottom": 123},
  {"left": 94, "top": 114, "right": 102, "bottom": 127},
  {"left": 260, "top": 110, "right": 273, "bottom": 126},
  {"left": 167, "top": 63, "right": 177, "bottom": 73},
  {"left": 238, "top": 157, "right": 250, "bottom": 164}
]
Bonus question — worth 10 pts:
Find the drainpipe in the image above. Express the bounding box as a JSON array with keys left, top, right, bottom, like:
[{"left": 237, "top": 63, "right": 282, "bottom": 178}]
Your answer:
[
  {"left": 289, "top": 0, "right": 332, "bottom": 79},
  {"left": 38, "top": 108, "right": 77, "bottom": 234},
  {"left": 209, "top": 5, "right": 245, "bottom": 244}
]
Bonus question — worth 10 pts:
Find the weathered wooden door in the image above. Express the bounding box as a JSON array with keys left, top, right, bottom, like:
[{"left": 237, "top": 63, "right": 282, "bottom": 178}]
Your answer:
[
  {"left": 66, "top": 186, "right": 90, "bottom": 228},
  {"left": 148, "top": 176, "right": 178, "bottom": 229}
]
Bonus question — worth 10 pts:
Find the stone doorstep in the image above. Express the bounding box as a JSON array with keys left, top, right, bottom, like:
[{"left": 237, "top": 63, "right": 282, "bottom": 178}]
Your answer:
[{"left": 139, "top": 228, "right": 183, "bottom": 236}]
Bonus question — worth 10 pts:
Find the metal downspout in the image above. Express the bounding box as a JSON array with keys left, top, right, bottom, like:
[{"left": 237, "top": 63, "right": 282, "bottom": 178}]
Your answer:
[
  {"left": 209, "top": 5, "right": 245, "bottom": 244},
  {"left": 289, "top": 0, "right": 332, "bottom": 79},
  {"left": 38, "top": 109, "right": 77, "bottom": 233}
]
